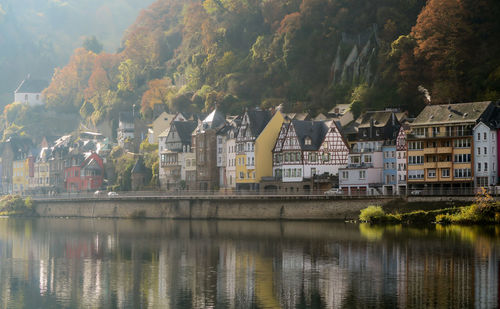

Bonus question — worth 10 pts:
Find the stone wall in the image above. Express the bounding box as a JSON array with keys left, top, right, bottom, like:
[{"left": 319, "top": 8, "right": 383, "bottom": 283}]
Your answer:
[{"left": 33, "top": 196, "right": 389, "bottom": 220}]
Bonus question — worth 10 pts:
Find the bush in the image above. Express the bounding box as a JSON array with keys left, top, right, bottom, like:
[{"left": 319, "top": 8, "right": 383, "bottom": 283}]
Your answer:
[
  {"left": 0, "top": 195, "right": 37, "bottom": 216},
  {"left": 359, "top": 206, "right": 386, "bottom": 223}
]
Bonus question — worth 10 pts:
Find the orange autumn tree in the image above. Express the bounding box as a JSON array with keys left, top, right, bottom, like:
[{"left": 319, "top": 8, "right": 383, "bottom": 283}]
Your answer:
[
  {"left": 43, "top": 48, "right": 97, "bottom": 113},
  {"left": 140, "top": 78, "right": 174, "bottom": 116}
]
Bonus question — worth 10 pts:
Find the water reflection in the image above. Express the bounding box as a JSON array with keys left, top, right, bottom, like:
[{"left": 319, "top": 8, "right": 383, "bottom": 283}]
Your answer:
[{"left": 0, "top": 218, "right": 498, "bottom": 308}]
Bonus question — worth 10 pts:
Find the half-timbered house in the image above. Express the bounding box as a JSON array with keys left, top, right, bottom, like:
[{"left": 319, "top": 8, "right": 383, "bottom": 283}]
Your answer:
[{"left": 270, "top": 119, "right": 348, "bottom": 192}]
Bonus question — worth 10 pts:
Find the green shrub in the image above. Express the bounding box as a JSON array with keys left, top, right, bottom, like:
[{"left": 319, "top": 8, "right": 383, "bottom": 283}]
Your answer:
[{"left": 359, "top": 206, "right": 386, "bottom": 223}]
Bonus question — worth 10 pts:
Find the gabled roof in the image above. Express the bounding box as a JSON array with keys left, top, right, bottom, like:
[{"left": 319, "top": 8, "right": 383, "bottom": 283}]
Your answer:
[
  {"left": 15, "top": 78, "right": 48, "bottom": 94},
  {"left": 412, "top": 101, "right": 494, "bottom": 126},
  {"left": 247, "top": 109, "right": 272, "bottom": 137},
  {"left": 119, "top": 112, "right": 134, "bottom": 123},
  {"left": 173, "top": 121, "right": 197, "bottom": 144},
  {"left": 357, "top": 110, "right": 404, "bottom": 128},
  {"left": 291, "top": 120, "right": 328, "bottom": 151},
  {"left": 197, "top": 109, "right": 226, "bottom": 132}
]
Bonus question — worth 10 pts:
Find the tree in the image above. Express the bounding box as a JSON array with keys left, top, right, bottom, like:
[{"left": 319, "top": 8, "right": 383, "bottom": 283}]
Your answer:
[{"left": 83, "top": 36, "right": 103, "bottom": 54}]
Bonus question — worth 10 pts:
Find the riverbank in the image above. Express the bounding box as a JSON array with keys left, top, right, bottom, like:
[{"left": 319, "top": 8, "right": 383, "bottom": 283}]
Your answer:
[
  {"left": 30, "top": 195, "right": 477, "bottom": 220},
  {"left": 359, "top": 190, "right": 500, "bottom": 224}
]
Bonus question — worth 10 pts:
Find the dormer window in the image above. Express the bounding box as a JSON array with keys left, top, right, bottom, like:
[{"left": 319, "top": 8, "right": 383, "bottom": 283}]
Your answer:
[{"left": 305, "top": 137, "right": 312, "bottom": 145}]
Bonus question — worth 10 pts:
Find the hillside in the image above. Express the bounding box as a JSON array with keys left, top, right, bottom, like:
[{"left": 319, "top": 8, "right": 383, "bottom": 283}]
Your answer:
[
  {"left": 6, "top": 0, "right": 500, "bottom": 141},
  {"left": 0, "top": 0, "right": 156, "bottom": 109}
]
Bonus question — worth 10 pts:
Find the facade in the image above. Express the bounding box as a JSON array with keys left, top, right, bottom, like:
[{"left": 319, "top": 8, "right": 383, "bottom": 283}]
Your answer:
[
  {"left": 339, "top": 110, "right": 401, "bottom": 195},
  {"left": 473, "top": 122, "right": 498, "bottom": 188},
  {"left": 148, "top": 112, "right": 176, "bottom": 144},
  {"left": 14, "top": 76, "right": 48, "bottom": 106},
  {"left": 159, "top": 121, "right": 197, "bottom": 190},
  {"left": 235, "top": 109, "right": 271, "bottom": 191},
  {"left": 270, "top": 119, "right": 348, "bottom": 192},
  {"left": 12, "top": 157, "right": 30, "bottom": 194},
  {"left": 396, "top": 126, "right": 408, "bottom": 194},
  {"left": 224, "top": 118, "right": 240, "bottom": 190},
  {"left": 193, "top": 109, "right": 226, "bottom": 191},
  {"left": 382, "top": 143, "right": 397, "bottom": 195},
  {"left": 65, "top": 153, "right": 103, "bottom": 192},
  {"left": 407, "top": 102, "right": 496, "bottom": 194},
  {"left": 117, "top": 112, "right": 135, "bottom": 147}
]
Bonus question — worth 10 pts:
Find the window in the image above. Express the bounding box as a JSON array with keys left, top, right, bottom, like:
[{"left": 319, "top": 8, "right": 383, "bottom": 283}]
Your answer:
[
  {"left": 305, "top": 137, "right": 312, "bottom": 145},
  {"left": 477, "top": 133, "right": 481, "bottom": 141},
  {"left": 454, "top": 168, "right": 472, "bottom": 178},
  {"left": 408, "top": 170, "right": 424, "bottom": 179},
  {"left": 478, "top": 147, "right": 481, "bottom": 155},
  {"left": 454, "top": 138, "right": 471, "bottom": 148},
  {"left": 478, "top": 163, "right": 481, "bottom": 171},
  {"left": 454, "top": 154, "right": 471, "bottom": 163},
  {"left": 485, "top": 163, "right": 488, "bottom": 171},
  {"left": 409, "top": 156, "right": 424, "bottom": 165},
  {"left": 342, "top": 171, "right": 348, "bottom": 179},
  {"left": 240, "top": 172, "right": 244, "bottom": 179},
  {"left": 311, "top": 168, "right": 317, "bottom": 176},
  {"left": 364, "top": 155, "right": 372, "bottom": 163},
  {"left": 428, "top": 169, "right": 436, "bottom": 178},
  {"left": 442, "top": 168, "right": 450, "bottom": 178},
  {"left": 484, "top": 132, "right": 487, "bottom": 140},
  {"left": 484, "top": 147, "right": 487, "bottom": 155},
  {"left": 359, "top": 171, "right": 366, "bottom": 179}
]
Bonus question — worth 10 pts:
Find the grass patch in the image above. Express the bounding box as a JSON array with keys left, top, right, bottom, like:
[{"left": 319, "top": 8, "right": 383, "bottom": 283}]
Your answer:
[
  {"left": 359, "top": 205, "right": 461, "bottom": 224},
  {"left": 0, "top": 195, "right": 37, "bottom": 217}
]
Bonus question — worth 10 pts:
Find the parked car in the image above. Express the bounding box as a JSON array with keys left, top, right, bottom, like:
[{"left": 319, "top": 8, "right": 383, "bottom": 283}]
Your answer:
[
  {"left": 324, "top": 188, "right": 344, "bottom": 196},
  {"left": 107, "top": 191, "right": 118, "bottom": 196},
  {"left": 410, "top": 190, "right": 422, "bottom": 195}
]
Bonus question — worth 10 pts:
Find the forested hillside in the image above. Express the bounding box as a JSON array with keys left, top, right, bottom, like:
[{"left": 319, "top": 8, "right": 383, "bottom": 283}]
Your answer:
[
  {"left": 0, "top": 0, "right": 155, "bottom": 108},
  {"left": 5, "top": 0, "right": 500, "bottom": 140}
]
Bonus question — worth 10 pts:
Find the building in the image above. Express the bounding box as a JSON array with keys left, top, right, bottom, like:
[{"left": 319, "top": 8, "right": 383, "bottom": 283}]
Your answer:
[
  {"left": 382, "top": 142, "right": 397, "bottom": 195},
  {"left": 270, "top": 119, "right": 348, "bottom": 192},
  {"left": 117, "top": 112, "right": 135, "bottom": 148},
  {"left": 159, "top": 121, "right": 197, "bottom": 191},
  {"left": 236, "top": 109, "right": 282, "bottom": 191},
  {"left": 473, "top": 121, "right": 498, "bottom": 188},
  {"left": 407, "top": 101, "right": 497, "bottom": 194},
  {"left": 131, "top": 156, "right": 147, "bottom": 190},
  {"left": 14, "top": 76, "right": 48, "bottom": 106},
  {"left": 339, "top": 110, "right": 402, "bottom": 195},
  {"left": 148, "top": 112, "right": 176, "bottom": 144},
  {"left": 396, "top": 126, "right": 408, "bottom": 194},
  {"left": 65, "top": 152, "right": 104, "bottom": 192},
  {"left": 224, "top": 117, "right": 241, "bottom": 190},
  {"left": 193, "top": 109, "right": 226, "bottom": 191}
]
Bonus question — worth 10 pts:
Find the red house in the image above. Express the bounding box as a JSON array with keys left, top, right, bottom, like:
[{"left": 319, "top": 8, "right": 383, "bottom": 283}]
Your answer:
[{"left": 65, "top": 152, "right": 104, "bottom": 192}]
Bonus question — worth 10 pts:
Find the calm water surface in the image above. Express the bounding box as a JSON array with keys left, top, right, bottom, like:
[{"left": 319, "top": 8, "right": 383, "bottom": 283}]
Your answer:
[{"left": 0, "top": 218, "right": 498, "bottom": 308}]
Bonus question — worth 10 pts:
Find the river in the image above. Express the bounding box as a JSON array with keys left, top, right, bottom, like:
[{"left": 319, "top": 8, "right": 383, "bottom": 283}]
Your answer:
[{"left": 0, "top": 218, "right": 498, "bottom": 308}]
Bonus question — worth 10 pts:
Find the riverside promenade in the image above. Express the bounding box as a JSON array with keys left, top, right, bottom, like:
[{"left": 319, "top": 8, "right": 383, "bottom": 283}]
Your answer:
[{"left": 31, "top": 192, "right": 476, "bottom": 220}]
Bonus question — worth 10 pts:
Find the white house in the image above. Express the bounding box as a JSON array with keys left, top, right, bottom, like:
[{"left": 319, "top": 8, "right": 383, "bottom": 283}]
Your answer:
[
  {"left": 339, "top": 140, "right": 384, "bottom": 195},
  {"left": 473, "top": 122, "right": 497, "bottom": 188},
  {"left": 14, "top": 76, "right": 48, "bottom": 106}
]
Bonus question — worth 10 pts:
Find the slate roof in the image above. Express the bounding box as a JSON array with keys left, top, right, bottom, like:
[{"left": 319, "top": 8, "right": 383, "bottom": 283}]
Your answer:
[
  {"left": 131, "top": 156, "right": 147, "bottom": 174},
  {"left": 173, "top": 121, "right": 197, "bottom": 144},
  {"left": 198, "top": 109, "right": 226, "bottom": 132},
  {"left": 357, "top": 110, "right": 405, "bottom": 128},
  {"left": 15, "top": 78, "right": 48, "bottom": 94},
  {"left": 292, "top": 120, "right": 328, "bottom": 151},
  {"left": 412, "top": 101, "right": 494, "bottom": 126},
  {"left": 119, "top": 112, "right": 134, "bottom": 123},
  {"left": 248, "top": 109, "right": 272, "bottom": 137}
]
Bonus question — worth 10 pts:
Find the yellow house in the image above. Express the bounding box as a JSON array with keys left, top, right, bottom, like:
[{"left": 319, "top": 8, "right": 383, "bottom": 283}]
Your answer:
[
  {"left": 12, "top": 158, "right": 29, "bottom": 194},
  {"left": 235, "top": 109, "right": 284, "bottom": 190}
]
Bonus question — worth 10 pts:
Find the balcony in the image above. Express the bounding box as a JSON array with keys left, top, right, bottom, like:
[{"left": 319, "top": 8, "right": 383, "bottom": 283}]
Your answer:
[
  {"left": 345, "top": 163, "right": 374, "bottom": 169},
  {"left": 408, "top": 130, "right": 473, "bottom": 139},
  {"left": 423, "top": 162, "right": 437, "bottom": 169},
  {"left": 437, "top": 161, "right": 452, "bottom": 168},
  {"left": 423, "top": 148, "right": 437, "bottom": 154},
  {"left": 437, "top": 147, "right": 453, "bottom": 154}
]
